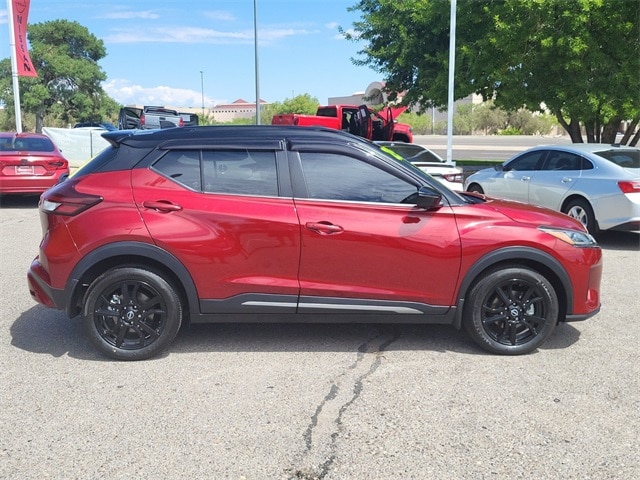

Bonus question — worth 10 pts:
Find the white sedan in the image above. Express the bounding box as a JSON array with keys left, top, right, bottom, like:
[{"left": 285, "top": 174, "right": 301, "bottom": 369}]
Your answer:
[
  {"left": 375, "top": 141, "right": 464, "bottom": 191},
  {"left": 463, "top": 143, "right": 640, "bottom": 234}
]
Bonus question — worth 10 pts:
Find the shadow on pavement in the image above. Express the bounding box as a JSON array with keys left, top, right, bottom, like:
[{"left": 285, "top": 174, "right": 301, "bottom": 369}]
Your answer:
[
  {"left": 11, "top": 304, "right": 583, "bottom": 361},
  {"left": 594, "top": 231, "right": 640, "bottom": 251},
  {"left": 0, "top": 194, "right": 40, "bottom": 209}
]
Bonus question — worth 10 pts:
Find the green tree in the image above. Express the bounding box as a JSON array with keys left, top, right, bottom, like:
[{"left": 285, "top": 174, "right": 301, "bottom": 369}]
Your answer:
[
  {"left": 259, "top": 93, "right": 320, "bottom": 123},
  {"left": 0, "top": 20, "right": 114, "bottom": 132},
  {"left": 346, "top": 0, "right": 639, "bottom": 145}
]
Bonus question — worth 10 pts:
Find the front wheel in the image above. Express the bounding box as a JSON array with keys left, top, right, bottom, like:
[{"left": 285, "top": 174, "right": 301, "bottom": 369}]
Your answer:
[
  {"left": 83, "top": 267, "right": 183, "bottom": 360},
  {"left": 463, "top": 267, "right": 558, "bottom": 355}
]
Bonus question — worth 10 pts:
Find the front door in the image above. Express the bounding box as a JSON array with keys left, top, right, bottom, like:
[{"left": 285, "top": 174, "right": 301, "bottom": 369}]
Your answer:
[{"left": 291, "top": 149, "right": 461, "bottom": 312}]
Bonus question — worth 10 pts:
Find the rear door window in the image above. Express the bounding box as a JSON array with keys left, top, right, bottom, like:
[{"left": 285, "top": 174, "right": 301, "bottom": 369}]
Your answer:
[{"left": 153, "top": 149, "right": 279, "bottom": 196}]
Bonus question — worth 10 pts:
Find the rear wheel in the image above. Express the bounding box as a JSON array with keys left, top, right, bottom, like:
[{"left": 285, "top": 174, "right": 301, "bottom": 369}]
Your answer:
[
  {"left": 562, "top": 198, "right": 597, "bottom": 234},
  {"left": 463, "top": 267, "right": 558, "bottom": 355},
  {"left": 467, "top": 183, "right": 484, "bottom": 194},
  {"left": 83, "top": 267, "right": 183, "bottom": 361}
]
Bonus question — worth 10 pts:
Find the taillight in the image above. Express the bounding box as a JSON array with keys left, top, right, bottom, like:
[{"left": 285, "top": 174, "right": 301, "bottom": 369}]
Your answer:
[
  {"left": 40, "top": 178, "right": 102, "bottom": 216},
  {"left": 618, "top": 181, "right": 640, "bottom": 193},
  {"left": 443, "top": 173, "right": 463, "bottom": 183},
  {"left": 140, "top": 114, "right": 146, "bottom": 127},
  {"left": 178, "top": 117, "right": 184, "bottom": 127}
]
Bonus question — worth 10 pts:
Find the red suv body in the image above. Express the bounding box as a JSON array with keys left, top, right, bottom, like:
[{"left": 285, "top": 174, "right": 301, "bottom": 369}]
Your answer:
[{"left": 27, "top": 126, "right": 602, "bottom": 360}]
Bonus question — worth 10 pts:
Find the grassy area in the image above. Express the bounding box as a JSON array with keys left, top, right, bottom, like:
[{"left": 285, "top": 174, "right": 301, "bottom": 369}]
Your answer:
[{"left": 455, "top": 159, "right": 503, "bottom": 166}]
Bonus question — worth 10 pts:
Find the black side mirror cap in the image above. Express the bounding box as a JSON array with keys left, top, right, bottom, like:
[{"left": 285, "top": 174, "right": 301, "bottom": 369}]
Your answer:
[{"left": 416, "top": 186, "right": 442, "bottom": 210}]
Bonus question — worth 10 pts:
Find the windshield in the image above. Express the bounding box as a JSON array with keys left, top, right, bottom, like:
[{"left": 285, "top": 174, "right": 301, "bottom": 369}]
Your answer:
[{"left": 595, "top": 149, "right": 640, "bottom": 168}]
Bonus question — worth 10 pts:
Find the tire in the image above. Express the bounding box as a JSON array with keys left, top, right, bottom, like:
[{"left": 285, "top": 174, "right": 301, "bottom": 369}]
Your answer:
[
  {"left": 467, "top": 183, "right": 484, "bottom": 194},
  {"left": 562, "top": 198, "right": 598, "bottom": 234},
  {"left": 463, "top": 267, "right": 558, "bottom": 355},
  {"left": 83, "top": 267, "right": 183, "bottom": 361}
]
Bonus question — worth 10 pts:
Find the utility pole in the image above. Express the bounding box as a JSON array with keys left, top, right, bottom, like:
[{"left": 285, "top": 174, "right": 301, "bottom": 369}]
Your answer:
[{"left": 200, "top": 71, "right": 205, "bottom": 118}]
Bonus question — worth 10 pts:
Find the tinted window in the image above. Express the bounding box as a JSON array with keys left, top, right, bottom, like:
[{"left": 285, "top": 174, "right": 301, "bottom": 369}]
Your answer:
[
  {"left": 153, "top": 151, "right": 202, "bottom": 190},
  {"left": 202, "top": 150, "right": 278, "bottom": 196},
  {"left": 595, "top": 149, "right": 640, "bottom": 168},
  {"left": 299, "top": 152, "right": 417, "bottom": 203},
  {"left": 545, "top": 151, "right": 583, "bottom": 171},
  {"left": 506, "top": 151, "right": 545, "bottom": 171},
  {"left": 0, "top": 137, "right": 54, "bottom": 152},
  {"left": 153, "top": 149, "right": 279, "bottom": 196}
]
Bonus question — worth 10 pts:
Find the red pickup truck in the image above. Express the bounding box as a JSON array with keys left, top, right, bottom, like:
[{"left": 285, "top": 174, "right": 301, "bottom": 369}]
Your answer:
[{"left": 272, "top": 104, "right": 413, "bottom": 143}]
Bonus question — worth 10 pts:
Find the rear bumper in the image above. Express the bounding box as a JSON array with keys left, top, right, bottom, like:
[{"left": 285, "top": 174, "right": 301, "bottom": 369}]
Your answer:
[
  {"left": 27, "top": 257, "right": 66, "bottom": 310},
  {"left": 565, "top": 305, "right": 601, "bottom": 322},
  {"left": 0, "top": 171, "right": 68, "bottom": 194}
]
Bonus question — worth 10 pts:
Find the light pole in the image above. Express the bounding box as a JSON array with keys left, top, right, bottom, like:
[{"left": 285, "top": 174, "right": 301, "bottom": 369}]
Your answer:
[
  {"left": 254, "top": 0, "right": 261, "bottom": 125},
  {"left": 200, "top": 71, "right": 205, "bottom": 118}
]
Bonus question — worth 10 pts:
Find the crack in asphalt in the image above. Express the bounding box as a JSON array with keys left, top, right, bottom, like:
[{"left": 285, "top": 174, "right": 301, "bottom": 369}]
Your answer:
[{"left": 288, "top": 326, "right": 402, "bottom": 480}]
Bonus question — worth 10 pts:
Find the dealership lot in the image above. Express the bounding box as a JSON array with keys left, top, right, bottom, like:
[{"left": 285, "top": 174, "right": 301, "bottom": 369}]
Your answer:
[{"left": 1, "top": 195, "right": 638, "bottom": 479}]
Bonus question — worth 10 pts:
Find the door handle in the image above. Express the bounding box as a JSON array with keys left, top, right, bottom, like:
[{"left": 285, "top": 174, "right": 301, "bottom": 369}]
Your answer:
[
  {"left": 142, "top": 200, "right": 183, "bottom": 212},
  {"left": 561, "top": 177, "right": 573, "bottom": 183},
  {"left": 520, "top": 176, "right": 531, "bottom": 182},
  {"left": 305, "top": 221, "right": 344, "bottom": 235}
]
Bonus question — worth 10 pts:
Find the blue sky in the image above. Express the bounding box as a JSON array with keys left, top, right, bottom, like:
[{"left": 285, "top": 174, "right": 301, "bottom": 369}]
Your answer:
[{"left": 0, "top": 0, "right": 381, "bottom": 108}]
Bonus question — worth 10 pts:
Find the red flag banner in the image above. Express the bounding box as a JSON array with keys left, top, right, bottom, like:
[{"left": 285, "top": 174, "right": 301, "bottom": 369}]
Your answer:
[{"left": 12, "top": 0, "right": 38, "bottom": 77}]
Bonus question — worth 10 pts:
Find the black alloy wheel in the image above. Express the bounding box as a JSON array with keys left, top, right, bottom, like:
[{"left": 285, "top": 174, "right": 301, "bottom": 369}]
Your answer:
[
  {"left": 83, "top": 267, "right": 182, "bottom": 360},
  {"left": 464, "top": 267, "right": 558, "bottom": 355}
]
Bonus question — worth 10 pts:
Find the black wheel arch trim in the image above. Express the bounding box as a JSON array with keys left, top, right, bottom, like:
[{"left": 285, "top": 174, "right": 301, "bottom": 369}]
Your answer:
[
  {"left": 64, "top": 241, "right": 199, "bottom": 318},
  {"left": 453, "top": 246, "right": 574, "bottom": 329}
]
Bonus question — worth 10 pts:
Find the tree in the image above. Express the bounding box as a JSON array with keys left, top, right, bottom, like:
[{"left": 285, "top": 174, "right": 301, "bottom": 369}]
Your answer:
[
  {"left": 259, "top": 93, "right": 320, "bottom": 123},
  {"left": 346, "top": 0, "right": 639, "bottom": 145},
  {"left": 0, "top": 20, "right": 113, "bottom": 132}
]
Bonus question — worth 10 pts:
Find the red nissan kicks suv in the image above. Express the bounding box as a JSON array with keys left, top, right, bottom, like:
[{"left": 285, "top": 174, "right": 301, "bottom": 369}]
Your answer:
[{"left": 27, "top": 126, "right": 602, "bottom": 360}]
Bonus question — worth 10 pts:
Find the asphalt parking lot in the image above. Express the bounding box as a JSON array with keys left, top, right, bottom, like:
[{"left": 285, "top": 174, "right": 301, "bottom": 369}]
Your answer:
[{"left": 1, "top": 195, "right": 638, "bottom": 480}]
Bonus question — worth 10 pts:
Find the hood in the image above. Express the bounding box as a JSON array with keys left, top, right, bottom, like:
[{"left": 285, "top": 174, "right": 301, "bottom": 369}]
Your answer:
[{"left": 483, "top": 197, "right": 586, "bottom": 231}]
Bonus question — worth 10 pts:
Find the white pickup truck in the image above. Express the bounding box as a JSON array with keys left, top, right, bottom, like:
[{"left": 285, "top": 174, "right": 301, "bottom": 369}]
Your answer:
[{"left": 118, "top": 106, "right": 186, "bottom": 130}]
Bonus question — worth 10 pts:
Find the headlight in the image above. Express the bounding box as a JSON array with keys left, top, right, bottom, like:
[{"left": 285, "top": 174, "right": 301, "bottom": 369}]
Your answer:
[{"left": 538, "top": 227, "right": 598, "bottom": 247}]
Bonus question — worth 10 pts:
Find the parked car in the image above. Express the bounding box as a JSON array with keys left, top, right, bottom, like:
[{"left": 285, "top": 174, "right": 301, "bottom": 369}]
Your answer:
[
  {"left": 27, "top": 126, "right": 602, "bottom": 361},
  {"left": 464, "top": 144, "right": 640, "bottom": 234},
  {"left": 376, "top": 141, "right": 464, "bottom": 191},
  {"left": 73, "top": 122, "right": 117, "bottom": 131},
  {"left": 0, "top": 132, "right": 69, "bottom": 195}
]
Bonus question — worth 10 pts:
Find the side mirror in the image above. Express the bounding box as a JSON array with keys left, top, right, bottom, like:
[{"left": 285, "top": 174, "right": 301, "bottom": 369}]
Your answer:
[
  {"left": 415, "top": 186, "right": 442, "bottom": 210},
  {"left": 494, "top": 164, "right": 505, "bottom": 171}
]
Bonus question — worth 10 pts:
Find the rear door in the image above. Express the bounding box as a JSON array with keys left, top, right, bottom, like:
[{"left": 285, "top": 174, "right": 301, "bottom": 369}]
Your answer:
[
  {"left": 528, "top": 151, "right": 585, "bottom": 209},
  {"left": 132, "top": 143, "right": 301, "bottom": 313},
  {"left": 289, "top": 143, "right": 462, "bottom": 312}
]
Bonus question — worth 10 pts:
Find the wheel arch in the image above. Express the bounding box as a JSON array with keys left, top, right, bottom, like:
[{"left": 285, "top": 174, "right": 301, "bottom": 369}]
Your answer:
[
  {"left": 560, "top": 193, "right": 589, "bottom": 212},
  {"left": 64, "top": 241, "right": 199, "bottom": 319},
  {"left": 453, "top": 247, "right": 573, "bottom": 329},
  {"left": 560, "top": 194, "right": 599, "bottom": 233},
  {"left": 466, "top": 182, "right": 484, "bottom": 194}
]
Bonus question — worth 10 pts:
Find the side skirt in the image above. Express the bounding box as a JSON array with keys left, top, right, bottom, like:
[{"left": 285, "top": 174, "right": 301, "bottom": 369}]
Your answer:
[{"left": 193, "top": 293, "right": 456, "bottom": 326}]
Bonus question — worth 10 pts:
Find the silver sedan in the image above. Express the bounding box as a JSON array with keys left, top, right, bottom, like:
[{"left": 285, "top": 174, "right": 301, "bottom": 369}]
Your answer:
[{"left": 463, "top": 143, "right": 640, "bottom": 233}]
